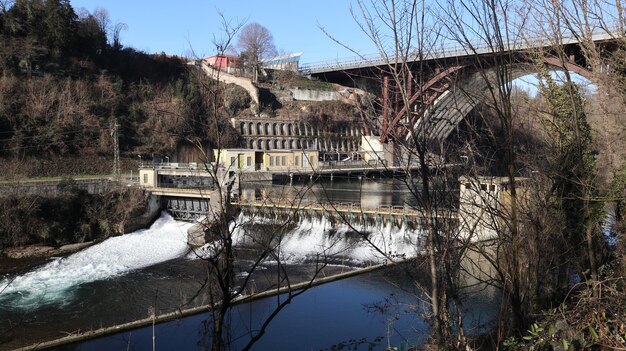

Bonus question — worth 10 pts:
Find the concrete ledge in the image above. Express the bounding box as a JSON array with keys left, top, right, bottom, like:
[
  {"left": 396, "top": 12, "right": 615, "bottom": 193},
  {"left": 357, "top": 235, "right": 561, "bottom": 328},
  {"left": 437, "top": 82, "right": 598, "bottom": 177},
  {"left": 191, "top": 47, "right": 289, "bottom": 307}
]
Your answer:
[{"left": 240, "top": 172, "right": 273, "bottom": 182}]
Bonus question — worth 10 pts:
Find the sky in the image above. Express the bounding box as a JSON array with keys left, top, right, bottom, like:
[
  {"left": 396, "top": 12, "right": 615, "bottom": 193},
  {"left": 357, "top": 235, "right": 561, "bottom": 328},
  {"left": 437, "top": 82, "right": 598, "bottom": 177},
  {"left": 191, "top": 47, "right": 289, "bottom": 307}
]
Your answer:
[
  {"left": 68, "top": 0, "right": 373, "bottom": 64},
  {"left": 66, "top": 0, "right": 594, "bottom": 92}
]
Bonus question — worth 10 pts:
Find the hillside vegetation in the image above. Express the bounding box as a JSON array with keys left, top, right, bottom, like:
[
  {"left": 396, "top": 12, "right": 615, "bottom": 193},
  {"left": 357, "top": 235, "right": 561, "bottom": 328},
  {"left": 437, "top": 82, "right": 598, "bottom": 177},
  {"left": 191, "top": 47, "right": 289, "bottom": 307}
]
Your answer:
[{"left": 0, "top": 0, "right": 241, "bottom": 178}]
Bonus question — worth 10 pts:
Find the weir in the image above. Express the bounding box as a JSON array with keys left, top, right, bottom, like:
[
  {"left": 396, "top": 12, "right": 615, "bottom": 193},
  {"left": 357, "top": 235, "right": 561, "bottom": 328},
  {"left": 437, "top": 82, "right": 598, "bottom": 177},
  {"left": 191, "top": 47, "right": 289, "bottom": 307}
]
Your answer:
[
  {"left": 229, "top": 211, "right": 428, "bottom": 264},
  {"left": 233, "top": 198, "right": 457, "bottom": 230}
]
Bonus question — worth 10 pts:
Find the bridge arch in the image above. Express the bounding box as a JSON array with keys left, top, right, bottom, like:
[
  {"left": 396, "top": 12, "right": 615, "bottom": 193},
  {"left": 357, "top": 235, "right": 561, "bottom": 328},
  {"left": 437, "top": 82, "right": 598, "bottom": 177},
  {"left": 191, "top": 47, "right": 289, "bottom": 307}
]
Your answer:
[{"left": 382, "top": 59, "right": 593, "bottom": 142}]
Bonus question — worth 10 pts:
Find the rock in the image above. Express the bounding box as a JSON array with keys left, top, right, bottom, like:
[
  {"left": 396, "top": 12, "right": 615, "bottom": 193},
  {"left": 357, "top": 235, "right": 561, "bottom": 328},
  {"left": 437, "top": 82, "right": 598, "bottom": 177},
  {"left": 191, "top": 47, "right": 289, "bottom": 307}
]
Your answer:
[
  {"left": 54, "top": 242, "right": 94, "bottom": 255},
  {"left": 2, "top": 245, "right": 54, "bottom": 259},
  {"left": 187, "top": 223, "right": 206, "bottom": 247},
  {"left": 1, "top": 241, "right": 96, "bottom": 259}
]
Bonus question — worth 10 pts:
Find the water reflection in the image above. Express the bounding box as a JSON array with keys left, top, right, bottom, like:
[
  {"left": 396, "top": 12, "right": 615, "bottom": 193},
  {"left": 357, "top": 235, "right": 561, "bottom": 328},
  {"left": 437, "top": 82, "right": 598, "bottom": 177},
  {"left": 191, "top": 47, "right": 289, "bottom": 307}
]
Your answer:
[{"left": 240, "top": 178, "right": 419, "bottom": 209}]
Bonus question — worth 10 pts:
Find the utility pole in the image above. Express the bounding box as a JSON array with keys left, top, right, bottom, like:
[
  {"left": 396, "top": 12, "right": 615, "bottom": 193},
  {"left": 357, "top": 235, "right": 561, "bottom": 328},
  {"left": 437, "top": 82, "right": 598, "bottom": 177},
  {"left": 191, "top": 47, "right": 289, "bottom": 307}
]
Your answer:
[{"left": 112, "top": 118, "right": 121, "bottom": 181}]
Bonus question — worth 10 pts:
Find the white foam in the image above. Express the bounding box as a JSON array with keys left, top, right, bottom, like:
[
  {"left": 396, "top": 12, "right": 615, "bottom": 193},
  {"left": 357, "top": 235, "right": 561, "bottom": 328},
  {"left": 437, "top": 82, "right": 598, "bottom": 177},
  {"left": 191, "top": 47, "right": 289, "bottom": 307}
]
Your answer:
[
  {"left": 0, "top": 212, "right": 193, "bottom": 310},
  {"left": 189, "top": 213, "right": 424, "bottom": 265},
  {"left": 273, "top": 217, "right": 423, "bottom": 264}
]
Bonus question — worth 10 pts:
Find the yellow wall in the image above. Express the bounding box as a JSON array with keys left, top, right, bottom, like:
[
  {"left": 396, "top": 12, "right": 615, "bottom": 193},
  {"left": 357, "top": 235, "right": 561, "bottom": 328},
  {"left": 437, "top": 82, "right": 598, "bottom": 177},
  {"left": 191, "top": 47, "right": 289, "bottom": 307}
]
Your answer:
[
  {"left": 262, "top": 151, "right": 318, "bottom": 171},
  {"left": 139, "top": 169, "right": 156, "bottom": 187},
  {"left": 214, "top": 149, "right": 256, "bottom": 171}
]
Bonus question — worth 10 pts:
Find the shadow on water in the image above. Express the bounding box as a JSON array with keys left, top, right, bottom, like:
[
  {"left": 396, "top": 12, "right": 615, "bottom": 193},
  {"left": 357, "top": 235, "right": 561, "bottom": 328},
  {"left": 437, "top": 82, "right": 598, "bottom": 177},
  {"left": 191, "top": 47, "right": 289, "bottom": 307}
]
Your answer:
[{"left": 50, "top": 262, "right": 499, "bottom": 351}]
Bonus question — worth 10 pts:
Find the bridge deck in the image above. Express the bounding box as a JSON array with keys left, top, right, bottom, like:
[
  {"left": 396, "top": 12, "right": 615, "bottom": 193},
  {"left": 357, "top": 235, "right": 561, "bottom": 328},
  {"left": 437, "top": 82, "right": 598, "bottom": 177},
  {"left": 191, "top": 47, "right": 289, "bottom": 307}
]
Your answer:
[{"left": 300, "top": 31, "right": 618, "bottom": 75}]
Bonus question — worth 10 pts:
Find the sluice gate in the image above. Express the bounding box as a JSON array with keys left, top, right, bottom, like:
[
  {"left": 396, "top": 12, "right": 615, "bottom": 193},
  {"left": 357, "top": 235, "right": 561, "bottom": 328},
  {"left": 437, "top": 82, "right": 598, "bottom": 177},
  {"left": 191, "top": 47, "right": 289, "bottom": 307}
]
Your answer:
[{"left": 163, "top": 196, "right": 209, "bottom": 221}]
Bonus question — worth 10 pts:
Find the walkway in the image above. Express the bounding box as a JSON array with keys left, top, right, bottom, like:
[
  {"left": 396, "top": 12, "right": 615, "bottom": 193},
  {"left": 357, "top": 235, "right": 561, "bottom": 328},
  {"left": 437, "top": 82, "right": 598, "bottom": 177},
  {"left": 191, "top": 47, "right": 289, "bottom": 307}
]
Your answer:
[{"left": 231, "top": 197, "right": 457, "bottom": 220}]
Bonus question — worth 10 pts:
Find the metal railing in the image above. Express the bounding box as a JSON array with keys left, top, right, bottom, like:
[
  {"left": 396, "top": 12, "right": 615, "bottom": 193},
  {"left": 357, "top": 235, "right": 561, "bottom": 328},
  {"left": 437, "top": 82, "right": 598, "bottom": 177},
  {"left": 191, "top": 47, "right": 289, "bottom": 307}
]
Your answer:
[
  {"left": 232, "top": 197, "right": 457, "bottom": 218},
  {"left": 317, "top": 159, "right": 386, "bottom": 170},
  {"left": 139, "top": 162, "right": 210, "bottom": 171},
  {"left": 300, "top": 28, "right": 622, "bottom": 74}
]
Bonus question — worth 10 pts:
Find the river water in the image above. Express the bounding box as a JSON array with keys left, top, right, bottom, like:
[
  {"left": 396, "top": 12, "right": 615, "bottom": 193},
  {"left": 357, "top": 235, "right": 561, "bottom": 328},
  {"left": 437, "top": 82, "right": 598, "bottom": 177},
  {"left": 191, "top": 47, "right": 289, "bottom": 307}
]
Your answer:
[{"left": 0, "top": 178, "right": 497, "bottom": 350}]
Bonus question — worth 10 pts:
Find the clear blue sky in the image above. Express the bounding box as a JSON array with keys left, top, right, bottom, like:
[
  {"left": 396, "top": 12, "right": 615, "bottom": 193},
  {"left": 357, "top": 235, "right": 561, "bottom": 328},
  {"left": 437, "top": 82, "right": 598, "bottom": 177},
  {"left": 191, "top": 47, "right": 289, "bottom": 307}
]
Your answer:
[{"left": 68, "top": 0, "right": 372, "bottom": 64}]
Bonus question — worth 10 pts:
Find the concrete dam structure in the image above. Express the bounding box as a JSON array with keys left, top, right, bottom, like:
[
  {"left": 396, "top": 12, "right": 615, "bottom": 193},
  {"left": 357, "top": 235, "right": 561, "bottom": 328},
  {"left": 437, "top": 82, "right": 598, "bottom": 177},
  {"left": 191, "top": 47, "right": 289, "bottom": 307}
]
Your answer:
[{"left": 233, "top": 118, "right": 366, "bottom": 155}]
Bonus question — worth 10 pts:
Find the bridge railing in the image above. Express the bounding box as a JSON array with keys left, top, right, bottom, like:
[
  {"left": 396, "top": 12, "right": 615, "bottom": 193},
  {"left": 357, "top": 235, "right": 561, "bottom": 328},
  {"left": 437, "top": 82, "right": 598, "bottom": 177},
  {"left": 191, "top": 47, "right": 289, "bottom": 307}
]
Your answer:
[{"left": 300, "top": 28, "right": 622, "bottom": 74}]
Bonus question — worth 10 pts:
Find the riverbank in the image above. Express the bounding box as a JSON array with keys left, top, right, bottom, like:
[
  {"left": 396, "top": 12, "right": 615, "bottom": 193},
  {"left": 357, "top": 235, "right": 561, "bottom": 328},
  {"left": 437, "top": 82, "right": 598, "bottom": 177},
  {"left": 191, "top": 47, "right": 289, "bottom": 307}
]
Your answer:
[{"left": 0, "top": 185, "right": 159, "bottom": 254}]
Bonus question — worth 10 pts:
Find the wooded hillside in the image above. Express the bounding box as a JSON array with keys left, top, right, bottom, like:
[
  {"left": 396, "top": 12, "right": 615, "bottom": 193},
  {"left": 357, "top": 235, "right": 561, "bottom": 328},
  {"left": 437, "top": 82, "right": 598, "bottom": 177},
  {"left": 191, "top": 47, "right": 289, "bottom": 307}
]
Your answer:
[{"left": 0, "top": 0, "right": 241, "bottom": 177}]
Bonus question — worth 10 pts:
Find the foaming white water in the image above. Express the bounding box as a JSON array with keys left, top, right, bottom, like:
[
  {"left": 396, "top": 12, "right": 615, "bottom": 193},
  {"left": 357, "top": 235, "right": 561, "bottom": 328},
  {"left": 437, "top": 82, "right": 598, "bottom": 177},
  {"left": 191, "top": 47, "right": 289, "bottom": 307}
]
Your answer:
[
  {"left": 0, "top": 212, "right": 193, "bottom": 310},
  {"left": 190, "top": 213, "right": 424, "bottom": 265},
  {"left": 268, "top": 217, "right": 423, "bottom": 264}
]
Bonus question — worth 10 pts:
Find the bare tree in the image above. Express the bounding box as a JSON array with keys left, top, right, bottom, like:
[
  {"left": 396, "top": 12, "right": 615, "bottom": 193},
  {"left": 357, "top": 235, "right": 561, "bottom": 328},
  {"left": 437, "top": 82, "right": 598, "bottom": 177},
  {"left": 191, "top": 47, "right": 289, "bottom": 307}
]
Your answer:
[
  {"left": 320, "top": 0, "right": 472, "bottom": 348},
  {"left": 92, "top": 7, "right": 110, "bottom": 38},
  {"left": 181, "top": 15, "right": 334, "bottom": 351},
  {"left": 236, "top": 22, "right": 277, "bottom": 82},
  {"left": 0, "top": 0, "right": 14, "bottom": 14}
]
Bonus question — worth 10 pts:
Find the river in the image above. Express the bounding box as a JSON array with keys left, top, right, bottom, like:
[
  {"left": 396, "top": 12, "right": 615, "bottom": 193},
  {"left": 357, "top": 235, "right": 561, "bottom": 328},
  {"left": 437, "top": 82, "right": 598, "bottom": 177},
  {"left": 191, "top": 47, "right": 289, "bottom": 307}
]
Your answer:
[{"left": 0, "top": 178, "right": 497, "bottom": 350}]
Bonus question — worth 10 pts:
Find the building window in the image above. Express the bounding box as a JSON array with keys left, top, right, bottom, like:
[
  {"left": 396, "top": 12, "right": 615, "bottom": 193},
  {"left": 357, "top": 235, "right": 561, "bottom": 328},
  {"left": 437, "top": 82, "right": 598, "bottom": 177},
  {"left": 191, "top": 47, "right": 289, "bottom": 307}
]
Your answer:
[
  {"left": 489, "top": 185, "right": 496, "bottom": 192},
  {"left": 295, "top": 156, "right": 300, "bottom": 166},
  {"left": 270, "top": 156, "right": 274, "bottom": 166},
  {"left": 246, "top": 156, "right": 252, "bottom": 167},
  {"left": 230, "top": 157, "right": 236, "bottom": 167},
  {"left": 282, "top": 156, "right": 286, "bottom": 166},
  {"left": 143, "top": 173, "right": 148, "bottom": 184}
]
